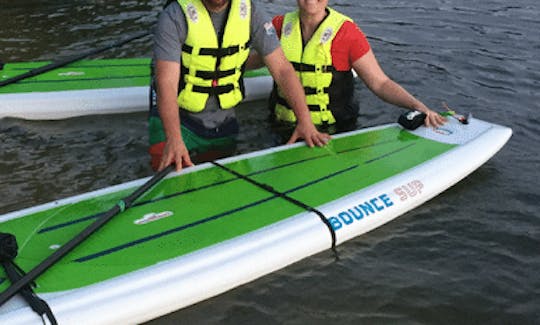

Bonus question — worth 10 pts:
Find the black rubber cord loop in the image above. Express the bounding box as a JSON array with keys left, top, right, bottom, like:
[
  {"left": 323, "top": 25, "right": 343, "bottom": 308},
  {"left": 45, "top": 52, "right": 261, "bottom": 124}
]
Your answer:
[{"left": 211, "top": 161, "right": 337, "bottom": 251}]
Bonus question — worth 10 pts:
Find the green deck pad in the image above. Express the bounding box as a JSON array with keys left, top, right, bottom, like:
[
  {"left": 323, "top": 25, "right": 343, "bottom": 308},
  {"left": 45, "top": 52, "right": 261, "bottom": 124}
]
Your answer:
[
  {"left": 0, "top": 59, "right": 269, "bottom": 94},
  {"left": 0, "top": 127, "right": 455, "bottom": 293}
]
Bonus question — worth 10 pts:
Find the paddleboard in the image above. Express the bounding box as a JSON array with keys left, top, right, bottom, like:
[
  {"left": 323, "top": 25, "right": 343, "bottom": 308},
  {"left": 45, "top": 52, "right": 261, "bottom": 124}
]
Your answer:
[
  {"left": 0, "top": 116, "right": 511, "bottom": 324},
  {"left": 0, "top": 58, "right": 272, "bottom": 120}
]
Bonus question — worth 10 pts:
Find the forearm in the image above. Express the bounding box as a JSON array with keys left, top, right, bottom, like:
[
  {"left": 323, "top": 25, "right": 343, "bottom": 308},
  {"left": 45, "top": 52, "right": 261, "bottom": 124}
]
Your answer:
[
  {"left": 155, "top": 60, "right": 182, "bottom": 143},
  {"left": 354, "top": 50, "right": 445, "bottom": 127},
  {"left": 264, "top": 47, "right": 330, "bottom": 147},
  {"left": 154, "top": 60, "right": 194, "bottom": 170},
  {"left": 245, "top": 51, "right": 265, "bottom": 70},
  {"left": 370, "top": 76, "right": 446, "bottom": 128},
  {"left": 354, "top": 50, "right": 429, "bottom": 113},
  {"left": 158, "top": 92, "right": 182, "bottom": 142},
  {"left": 372, "top": 79, "right": 429, "bottom": 113},
  {"left": 275, "top": 71, "right": 312, "bottom": 124},
  {"left": 266, "top": 50, "right": 311, "bottom": 124}
]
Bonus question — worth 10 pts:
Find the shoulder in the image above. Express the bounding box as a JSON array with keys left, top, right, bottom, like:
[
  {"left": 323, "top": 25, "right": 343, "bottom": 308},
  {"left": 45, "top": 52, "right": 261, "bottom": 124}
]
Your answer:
[
  {"left": 331, "top": 20, "right": 371, "bottom": 69},
  {"left": 335, "top": 20, "right": 370, "bottom": 52},
  {"left": 250, "top": 0, "right": 270, "bottom": 27},
  {"left": 157, "top": 1, "right": 186, "bottom": 27},
  {"left": 250, "top": 0, "right": 263, "bottom": 19},
  {"left": 163, "top": 1, "right": 184, "bottom": 17},
  {"left": 247, "top": 1, "right": 281, "bottom": 57},
  {"left": 153, "top": 1, "right": 187, "bottom": 63},
  {"left": 337, "top": 20, "right": 368, "bottom": 41}
]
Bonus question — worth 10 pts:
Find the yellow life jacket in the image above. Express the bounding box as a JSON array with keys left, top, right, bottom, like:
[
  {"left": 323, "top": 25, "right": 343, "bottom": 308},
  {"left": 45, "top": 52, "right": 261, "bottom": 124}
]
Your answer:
[
  {"left": 177, "top": 0, "right": 251, "bottom": 112},
  {"left": 275, "top": 8, "right": 352, "bottom": 125}
]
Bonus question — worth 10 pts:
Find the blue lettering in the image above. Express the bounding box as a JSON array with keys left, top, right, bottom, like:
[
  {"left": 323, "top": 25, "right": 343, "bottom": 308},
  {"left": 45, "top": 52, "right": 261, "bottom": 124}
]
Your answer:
[
  {"left": 328, "top": 217, "right": 342, "bottom": 230},
  {"left": 348, "top": 207, "right": 364, "bottom": 220},
  {"left": 329, "top": 193, "right": 394, "bottom": 231},
  {"left": 370, "top": 198, "right": 385, "bottom": 211},
  {"left": 359, "top": 202, "right": 375, "bottom": 216},
  {"left": 380, "top": 194, "right": 394, "bottom": 207},
  {"left": 338, "top": 211, "right": 354, "bottom": 225}
]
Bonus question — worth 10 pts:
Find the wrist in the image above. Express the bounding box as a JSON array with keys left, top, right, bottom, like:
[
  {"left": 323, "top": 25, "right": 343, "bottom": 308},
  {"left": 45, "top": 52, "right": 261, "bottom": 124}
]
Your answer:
[{"left": 412, "top": 105, "right": 428, "bottom": 114}]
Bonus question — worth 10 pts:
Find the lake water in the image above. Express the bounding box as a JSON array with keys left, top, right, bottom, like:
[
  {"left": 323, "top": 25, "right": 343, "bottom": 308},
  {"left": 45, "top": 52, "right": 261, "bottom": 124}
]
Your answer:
[{"left": 1, "top": 0, "right": 539, "bottom": 323}]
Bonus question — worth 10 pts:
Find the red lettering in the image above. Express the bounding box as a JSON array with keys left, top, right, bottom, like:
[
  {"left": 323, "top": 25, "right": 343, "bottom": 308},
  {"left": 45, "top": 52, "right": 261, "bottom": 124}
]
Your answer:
[
  {"left": 394, "top": 180, "right": 424, "bottom": 201},
  {"left": 394, "top": 187, "right": 407, "bottom": 201}
]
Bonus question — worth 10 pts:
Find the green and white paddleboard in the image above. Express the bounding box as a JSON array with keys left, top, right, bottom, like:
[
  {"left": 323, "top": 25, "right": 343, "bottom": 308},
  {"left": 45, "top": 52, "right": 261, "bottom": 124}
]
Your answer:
[
  {"left": 0, "top": 117, "right": 511, "bottom": 324},
  {"left": 0, "top": 58, "right": 272, "bottom": 120}
]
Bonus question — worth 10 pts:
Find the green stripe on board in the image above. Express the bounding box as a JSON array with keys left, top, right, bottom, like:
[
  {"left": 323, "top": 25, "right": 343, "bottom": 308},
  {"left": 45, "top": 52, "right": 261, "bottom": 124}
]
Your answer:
[
  {"left": 0, "top": 59, "right": 269, "bottom": 94},
  {"left": 0, "top": 58, "right": 151, "bottom": 93},
  {"left": 0, "top": 127, "right": 455, "bottom": 292}
]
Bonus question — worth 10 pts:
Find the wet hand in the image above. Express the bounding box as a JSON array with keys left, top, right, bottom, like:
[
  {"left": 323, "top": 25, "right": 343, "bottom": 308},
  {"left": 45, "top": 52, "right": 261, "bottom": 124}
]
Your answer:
[
  {"left": 287, "top": 121, "right": 332, "bottom": 147},
  {"left": 159, "top": 139, "right": 194, "bottom": 172},
  {"left": 424, "top": 109, "right": 447, "bottom": 128}
]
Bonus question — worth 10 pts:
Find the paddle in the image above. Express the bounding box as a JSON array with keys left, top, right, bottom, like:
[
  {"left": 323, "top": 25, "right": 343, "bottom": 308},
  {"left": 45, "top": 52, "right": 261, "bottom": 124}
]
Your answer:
[
  {"left": 0, "top": 30, "right": 150, "bottom": 88},
  {"left": 0, "top": 164, "right": 175, "bottom": 307}
]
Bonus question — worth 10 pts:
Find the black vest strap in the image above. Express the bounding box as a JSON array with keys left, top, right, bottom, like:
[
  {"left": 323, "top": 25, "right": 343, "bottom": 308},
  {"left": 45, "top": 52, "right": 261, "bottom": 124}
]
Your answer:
[
  {"left": 276, "top": 96, "right": 323, "bottom": 112},
  {"left": 182, "top": 40, "right": 251, "bottom": 58},
  {"left": 195, "top": 68, "right": 237, "bottom": 80},
  {"left": 291, "top": 61, "right": 334, "bottom": 73},
  {"left": 274, "top": 68, "right": 355, "bottom": 124},
  {"left": 192, "top": 84, "right": 235, "bottom": 95},
  {"left": 303, "top": 86, "right": 331, "bottom": 95}
]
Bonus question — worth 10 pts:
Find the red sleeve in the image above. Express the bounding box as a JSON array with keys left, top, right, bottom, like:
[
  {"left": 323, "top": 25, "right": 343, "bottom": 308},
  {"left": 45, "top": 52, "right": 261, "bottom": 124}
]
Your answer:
[
  {"left": 331, "top": 21, "right": 371, "bottom": 71},
  {"left": 272, "top": 15, "right": 284, "bottom": 38}
]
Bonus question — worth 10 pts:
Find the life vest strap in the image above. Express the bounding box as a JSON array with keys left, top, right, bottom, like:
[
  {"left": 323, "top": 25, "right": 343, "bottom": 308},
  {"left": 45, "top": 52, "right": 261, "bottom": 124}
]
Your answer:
[
  {"left": 195, "top": 68, "right": 237, "bottom": 80},
  {"left": 276, "top": 96, "right": 324, "bottom": 112},
  {"left": 182, "top": 41, "right": 251, "bottom": 58},
  {"left": 291, "top": 61, "right": 334, "bottom": 73},
  {"left": 193, "top": 84, "right": 235, "bottom": 95},
  {"left": 304, "top": 86, "right": 331, "bottom": 95}
]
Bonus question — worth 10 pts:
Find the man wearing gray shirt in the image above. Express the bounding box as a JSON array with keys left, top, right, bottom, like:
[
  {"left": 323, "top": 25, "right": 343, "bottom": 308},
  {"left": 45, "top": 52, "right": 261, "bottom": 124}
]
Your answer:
[{"left": 149, "top": 0, "right": 330, "bottom": 172}]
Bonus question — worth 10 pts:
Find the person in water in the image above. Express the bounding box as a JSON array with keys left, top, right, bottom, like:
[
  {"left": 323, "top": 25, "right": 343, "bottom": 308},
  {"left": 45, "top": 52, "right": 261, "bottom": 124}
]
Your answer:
[
  {"left": 263, "top": 0, "right": 446, "bottom": 133},
  {"left": 148, "top": 0, "right": 330, "bottom": 172}
]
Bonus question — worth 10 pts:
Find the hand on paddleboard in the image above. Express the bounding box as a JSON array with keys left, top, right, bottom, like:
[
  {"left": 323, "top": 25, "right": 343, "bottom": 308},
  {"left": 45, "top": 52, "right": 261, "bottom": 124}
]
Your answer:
[
  {"left": 424, "top": 108, "right": 447, "bottom": 128},
  {"left": 287, "top": 120, "right": 332, "bottom": 147},
  {"left": 413, "top": 102, "right": 447, "bottom": 128},
  {"left": 159, "top": 139, "right": 194, "bottom": 172}
]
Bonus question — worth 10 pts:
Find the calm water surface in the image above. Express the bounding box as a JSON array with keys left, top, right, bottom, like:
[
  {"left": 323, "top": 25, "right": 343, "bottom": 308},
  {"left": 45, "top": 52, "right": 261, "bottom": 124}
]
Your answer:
[{"left": 0, "top": 0, "right": 539, "bottom": 323}]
